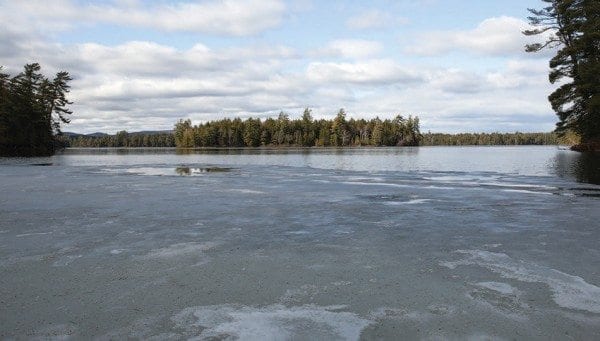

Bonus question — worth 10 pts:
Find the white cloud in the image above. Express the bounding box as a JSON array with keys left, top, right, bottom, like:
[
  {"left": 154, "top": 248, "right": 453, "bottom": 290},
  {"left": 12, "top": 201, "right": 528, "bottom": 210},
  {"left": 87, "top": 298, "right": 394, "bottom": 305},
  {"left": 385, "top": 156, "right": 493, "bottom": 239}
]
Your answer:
[
  {"left": 1, "top": 0, "right": 286, "bottom": 36},
  {"left": 315, "top": 39, "right": 384, "bottom": 59},
  {"left": 429, "top": 69, "right": 486, "bottom": 94},
  {"left": 0, "top": 1, "right": 557, "bottom": 134},
  {"left": 346, "top": 9, "right": 409, "bottom": 30},
  {"left": 407, "top": 16, "right": 554, "bottom": 57},
  {"left": 2, "top": 33, "right": 554, "bottom": 133},
  {"left": 306, "top": 59, "right": 422, "bottom": 85}
]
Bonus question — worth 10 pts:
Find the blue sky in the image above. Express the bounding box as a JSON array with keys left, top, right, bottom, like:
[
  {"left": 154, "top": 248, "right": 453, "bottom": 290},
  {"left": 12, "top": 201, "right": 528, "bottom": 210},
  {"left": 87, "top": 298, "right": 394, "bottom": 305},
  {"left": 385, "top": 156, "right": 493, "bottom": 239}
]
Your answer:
[{"left": 0, "top": 0, "right": 557, "bottom": 133}]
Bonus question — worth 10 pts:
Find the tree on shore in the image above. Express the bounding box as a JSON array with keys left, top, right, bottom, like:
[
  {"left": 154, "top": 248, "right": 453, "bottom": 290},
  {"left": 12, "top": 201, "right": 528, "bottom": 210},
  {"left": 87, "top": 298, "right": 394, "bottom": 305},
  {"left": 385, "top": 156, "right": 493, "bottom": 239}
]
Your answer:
[
  {"left": 524, "top": 0, "right": 600, "bottom": 150},
  {"left": 0, "top": 63, "right": 73, "bottom": 156}
]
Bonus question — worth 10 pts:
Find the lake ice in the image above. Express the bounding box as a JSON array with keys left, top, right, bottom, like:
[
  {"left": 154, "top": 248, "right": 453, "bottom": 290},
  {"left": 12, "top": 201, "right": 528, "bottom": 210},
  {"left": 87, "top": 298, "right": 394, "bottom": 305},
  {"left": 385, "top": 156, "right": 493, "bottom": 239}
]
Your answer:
[{"left": 1, "top": 146, "right": 599, "bottom": 339}]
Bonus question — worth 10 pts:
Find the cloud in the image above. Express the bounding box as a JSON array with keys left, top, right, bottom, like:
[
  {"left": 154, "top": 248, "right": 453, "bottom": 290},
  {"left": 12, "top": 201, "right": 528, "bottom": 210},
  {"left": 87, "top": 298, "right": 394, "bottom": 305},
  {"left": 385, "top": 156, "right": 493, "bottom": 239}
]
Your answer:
[
  {"left": 407, "top": 16, "right": 554, "bottom": 57},
  {"left": 2, "top": 33, "right": 554, "bottom": 133},
  {"left": 314, "top": 39, "right": 384, "bottom": 59},
  {"left": 0, "top": 1, "right": 557, "bottom": 134},
  {"left": 1, "top": 0, "right": 286, "bottom": 36},
  {"left": 306, "top": 59, "right": 423, "bottom": 85},
  {"left": 429, "top": 69, "right": 488, "bottom": 94},
  {"left": 346, "top": 9, "right": 409, "bottom": 30}
]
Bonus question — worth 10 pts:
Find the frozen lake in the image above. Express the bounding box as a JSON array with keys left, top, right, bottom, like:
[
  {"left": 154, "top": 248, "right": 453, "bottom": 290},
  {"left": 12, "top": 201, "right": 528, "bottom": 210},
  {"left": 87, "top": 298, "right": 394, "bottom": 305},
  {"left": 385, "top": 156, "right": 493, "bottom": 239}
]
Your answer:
[{"left": 1, "top": 146, "right": 599, "bottom": 339}]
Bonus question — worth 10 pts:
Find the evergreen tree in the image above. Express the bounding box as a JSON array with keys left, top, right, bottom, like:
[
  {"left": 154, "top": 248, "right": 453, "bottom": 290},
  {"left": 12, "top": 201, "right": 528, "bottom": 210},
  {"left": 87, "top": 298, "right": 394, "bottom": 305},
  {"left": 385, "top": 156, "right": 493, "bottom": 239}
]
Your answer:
[
  {"left": 331, "top": 109, "right": 349, "bottom": 146},
  {"left": 243, "top": 117, "right": 261, "bottom": 147},
  {"left": 301, "top": 108, "right": 315, "bottom": 146},
  {"left": 524, "top": 0, "right": 600, "bottom": 149},
  {"left": 0, "top": 63, "right": 73, "bottom": 156},
  {"left": 174, "top": 119, "right": 192, "bottom": 147},
  {"left": 371, "top": 118, "right": 384, "bottom": 146}
]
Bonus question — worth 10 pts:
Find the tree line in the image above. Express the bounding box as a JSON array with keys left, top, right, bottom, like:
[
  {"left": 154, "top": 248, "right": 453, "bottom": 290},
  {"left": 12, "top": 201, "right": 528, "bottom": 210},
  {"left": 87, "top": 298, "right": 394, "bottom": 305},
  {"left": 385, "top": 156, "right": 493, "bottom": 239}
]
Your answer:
[
  {"left": 66, "top": 131, "right": 175, "bottom": 148},
  {"left": 0, "top": 63, "right": 73, "bottom": 156},
  {"left": 420, "top": 132, "right": 560, "bottom": 146},
  {"left": 66, "top": 119, "right": 563, "bottom": 148},
  {"left": 172, "top": 109, "right": 422, "bottom": 148}
]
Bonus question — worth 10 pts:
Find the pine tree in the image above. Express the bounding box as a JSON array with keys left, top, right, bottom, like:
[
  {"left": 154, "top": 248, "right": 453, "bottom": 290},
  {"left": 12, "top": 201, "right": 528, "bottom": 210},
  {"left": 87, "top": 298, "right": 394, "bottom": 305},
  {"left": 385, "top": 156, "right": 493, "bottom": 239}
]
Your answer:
[
  {"left": 0, "top": 63, "right": 73, "bottom": 156},
  {"left": 524, "top": 0, "right": 600, "bottom": 150}
]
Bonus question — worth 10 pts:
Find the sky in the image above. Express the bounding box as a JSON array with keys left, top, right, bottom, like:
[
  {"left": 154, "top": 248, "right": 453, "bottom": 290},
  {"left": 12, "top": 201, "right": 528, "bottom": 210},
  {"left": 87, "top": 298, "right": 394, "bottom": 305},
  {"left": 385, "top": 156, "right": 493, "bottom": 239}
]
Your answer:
[{"left": 0, "top": 0, "right": 558, "bottom": 134}]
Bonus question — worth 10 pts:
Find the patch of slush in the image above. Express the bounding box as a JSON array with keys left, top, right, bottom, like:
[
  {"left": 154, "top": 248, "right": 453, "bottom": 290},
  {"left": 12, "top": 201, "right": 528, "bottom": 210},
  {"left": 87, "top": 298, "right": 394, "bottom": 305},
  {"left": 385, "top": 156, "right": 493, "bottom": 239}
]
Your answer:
[
  {"left": 172, "top": 304, "right": 371, "bottom": 341},
  {"left": 441, "top": 250, "right": 600, "bottom": 313},
  {"left": 52, "top": 254, "right": 82, "bottom": 267},
  {"left": 341, "top": 181, "right": 410, "bottom": 189},
  {"left": 100, "top": 166, "right": 233, "bottom": 177},
  {"left": 143, "top": 242, "right": 218, "bottom": 259},
  {"left": 126, "top": 167, "right": 174, "bottom": 176},
  {"left": 481, "top": 182, "right": 557, "bottom": 190},
  {"left": 286, "top": 230, "right": 311, "bottom": 235},
  {"left": 340, "top": 176, "right": 385, "bottom": 182},
  {"left": 424, "top": 175, "right": 490, "bottom": 182},
  {"left": 227, "top": 189, "right": 265, "bottom": 194},
  {"left": 501, "top": 189, "right": 553, "bottom": 196},
  {"left": 384, "top": 199, "right": 432, "bottom": 205},
  {"left": 368, "top": 307, "right": 407, "bottom": 320},
  {"left": 16, "top": 231, "right": 53, "bottom": 237},
  {"left": 476, "top": 282, "right": 516, "bottom": 295}
]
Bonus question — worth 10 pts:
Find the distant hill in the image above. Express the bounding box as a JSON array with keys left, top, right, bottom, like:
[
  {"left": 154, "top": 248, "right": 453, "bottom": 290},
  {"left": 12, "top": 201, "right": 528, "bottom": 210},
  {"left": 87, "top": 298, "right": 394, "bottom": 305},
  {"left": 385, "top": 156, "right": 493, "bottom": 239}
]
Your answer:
[{"left": 62, "top": 130, "right": 172, "bottom": 137}]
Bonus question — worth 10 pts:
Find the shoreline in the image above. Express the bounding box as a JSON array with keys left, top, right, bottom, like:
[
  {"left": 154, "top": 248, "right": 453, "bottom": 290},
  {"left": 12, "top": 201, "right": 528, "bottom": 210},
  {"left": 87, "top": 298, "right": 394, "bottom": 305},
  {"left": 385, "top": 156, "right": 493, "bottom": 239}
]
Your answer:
[{"left": 571, "top": 141, "right": 600, "bottom": 152}]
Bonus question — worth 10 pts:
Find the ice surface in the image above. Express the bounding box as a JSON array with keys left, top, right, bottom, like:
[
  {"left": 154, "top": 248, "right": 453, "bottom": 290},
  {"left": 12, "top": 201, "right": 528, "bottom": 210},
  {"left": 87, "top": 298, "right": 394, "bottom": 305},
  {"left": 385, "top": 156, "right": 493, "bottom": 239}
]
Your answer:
[
  {"left": 143, "top": 242, "right": 218, "bottom": 259},
  {"left": 383, "top": 198, "right": 432, "bottom": 205},
  {"left": 501, "top": 189, "right": 553, "bottom": 195},
  {"left": 227, "top": 189, "right": 265, "bottom": 194},
  {"left": 15, "top": 231, "right": 53, "bottom": 237},
  {"left": 476, "top": 282, "right": 516, "bottom": 295},
  {"left": 172, "top": 304, "right": 372, "bottom": 341},
  {"left": 1, "top": 147, "right": 600, "bottom": 339},
  {"left": 341, "top": 181, "right": 411, "bottom": 188},
  {"left": 442, "top": 250, "right": 600, "bottom": 313}
]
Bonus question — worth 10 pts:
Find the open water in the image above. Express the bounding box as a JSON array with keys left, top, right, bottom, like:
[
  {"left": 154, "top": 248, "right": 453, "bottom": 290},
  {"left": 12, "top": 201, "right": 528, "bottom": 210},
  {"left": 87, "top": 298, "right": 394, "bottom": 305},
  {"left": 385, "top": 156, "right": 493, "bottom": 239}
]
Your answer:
[{"left": 1, "top": 146, "right": 599, "bottom": 340}]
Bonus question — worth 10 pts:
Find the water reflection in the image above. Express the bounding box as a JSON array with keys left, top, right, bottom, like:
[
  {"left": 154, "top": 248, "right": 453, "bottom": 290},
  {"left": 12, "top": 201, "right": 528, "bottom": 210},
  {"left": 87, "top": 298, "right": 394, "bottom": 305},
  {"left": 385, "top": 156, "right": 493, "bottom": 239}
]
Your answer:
[
  {"left": 173, "top": 147, "right": 419, "bottom": 156},
  {"left": 39, "top": 146, "right": 600, "bottom": 185},
  {"left": 175, "top": 147, "right": 311, "bottom": 155},
  {"left": 552, "top": 151, "right": 600, "bottom": 185},
  {"left": 62, "top": 147, "right": 176, "bottom": 155}
]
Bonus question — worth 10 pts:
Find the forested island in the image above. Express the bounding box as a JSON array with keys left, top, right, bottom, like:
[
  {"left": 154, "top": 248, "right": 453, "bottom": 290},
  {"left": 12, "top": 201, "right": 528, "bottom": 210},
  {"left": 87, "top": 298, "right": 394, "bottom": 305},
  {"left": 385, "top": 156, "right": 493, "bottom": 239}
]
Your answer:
[{"left": 172, "top": 110, "right": 422, "bottom": 148}]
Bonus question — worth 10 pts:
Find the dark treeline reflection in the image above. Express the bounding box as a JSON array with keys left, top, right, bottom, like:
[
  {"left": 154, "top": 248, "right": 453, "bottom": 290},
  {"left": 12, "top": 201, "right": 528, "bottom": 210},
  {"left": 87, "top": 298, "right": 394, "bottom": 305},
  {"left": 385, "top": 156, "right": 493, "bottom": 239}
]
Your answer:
[
  {"left": 553, "top": 151, "right": 600, "bottom": 185},
  {"left": 67, "top": 131, "right": 560, "bottom": 149}
]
